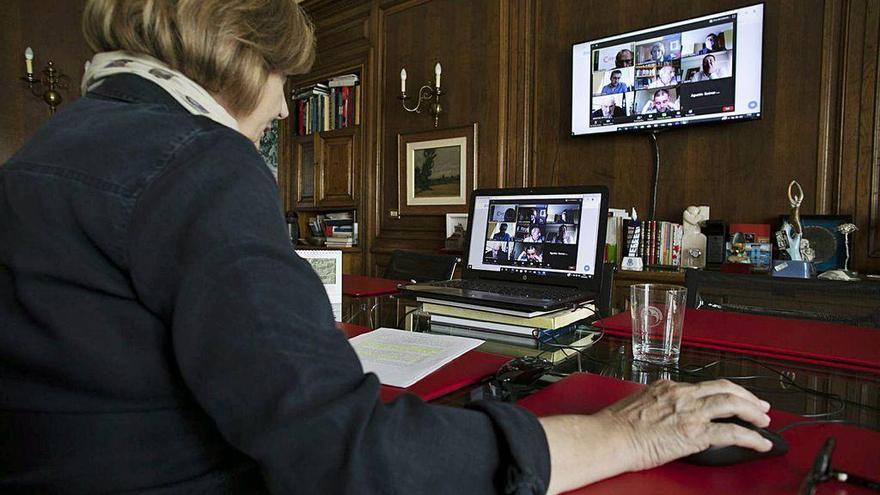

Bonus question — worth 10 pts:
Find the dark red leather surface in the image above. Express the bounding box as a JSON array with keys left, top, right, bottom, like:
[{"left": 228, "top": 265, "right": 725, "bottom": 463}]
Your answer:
[
  {"left": 595, "top": 309, "right": 880, "bottom": 374},
  {"left": 337, "top": 323, "right": 508, "bottom": 402},
  {"left": 341, "top": 274, "right": 406, "bottom": 297},
  {"left": 518, "top": 373, "right": 880, "bottom": 495}
]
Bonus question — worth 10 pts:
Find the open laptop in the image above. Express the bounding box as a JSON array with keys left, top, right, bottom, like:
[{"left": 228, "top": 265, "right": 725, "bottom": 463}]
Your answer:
[{"left": 399, "top": 186, "right": 609, "bottom": 313}]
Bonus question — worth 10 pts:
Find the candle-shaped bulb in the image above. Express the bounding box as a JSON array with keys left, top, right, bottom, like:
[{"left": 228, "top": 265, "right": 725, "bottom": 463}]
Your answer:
[
  {"left": 435, "top": 62, "right": 442, "bottom": 88},
  {"left": 25, "top": 47, "right": 34, "bottom": 75},
  {"left": 400, "top": 68, "right": 407, "bottom": 94}
]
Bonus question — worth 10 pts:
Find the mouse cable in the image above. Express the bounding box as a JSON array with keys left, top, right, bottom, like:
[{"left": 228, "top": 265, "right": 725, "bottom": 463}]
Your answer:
[{"left": 773, "top": 419, "right": 860, "bottom": 434}]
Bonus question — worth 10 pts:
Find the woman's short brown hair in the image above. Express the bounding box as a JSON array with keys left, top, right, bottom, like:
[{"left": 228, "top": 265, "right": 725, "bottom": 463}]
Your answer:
[{"left": 83, "top": 0, "right": 315, "bottom": 117}]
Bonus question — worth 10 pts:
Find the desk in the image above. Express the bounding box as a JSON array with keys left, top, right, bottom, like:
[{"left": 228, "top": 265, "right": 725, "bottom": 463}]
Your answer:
[
  {"left": 518, "top": 373, "right": 880, "bottom": 495},
  {"left": 341, "top": 275, "right": 407, "bottom": 327}
]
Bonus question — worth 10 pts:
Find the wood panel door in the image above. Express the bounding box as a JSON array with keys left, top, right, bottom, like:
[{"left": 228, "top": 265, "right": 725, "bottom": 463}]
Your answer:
[
  {"left": 317, "top": 127, "right": 358, "bottom": 207},
  {"left": 294, "top": 136, "right": 316, "bottom": 208}
]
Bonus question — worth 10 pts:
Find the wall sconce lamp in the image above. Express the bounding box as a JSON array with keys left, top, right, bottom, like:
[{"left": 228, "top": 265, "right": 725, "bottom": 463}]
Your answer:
[
  {"left": 398, "top": 62, "right": 443, "bottom": 127},
  {"left": 21, "top": 47, "right": 70, "bottom": 115}
]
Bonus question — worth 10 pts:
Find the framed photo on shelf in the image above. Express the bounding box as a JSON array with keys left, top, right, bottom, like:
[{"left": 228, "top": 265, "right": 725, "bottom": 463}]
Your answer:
[
  {"left": 295, "top": 249, "right": 343, "bottom": 321},
  {"left": 398, "top": 124, "right": 477, "bottom": 216},
  {"left": 776, "top": 214, "right": 852, "bottom": 272},
  {"left": 445, "top": 213, "right": 469, "bottom": 238}
]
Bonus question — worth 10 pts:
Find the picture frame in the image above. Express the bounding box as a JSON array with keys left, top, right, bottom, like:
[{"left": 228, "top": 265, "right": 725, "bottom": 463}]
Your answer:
[
  {"left": 295, "top": 249, "right": 343, "bottom": 321},
  {"left": 776, "top": 214, "right": 852, "bottom": 272},
  {"left": 398, "top": 124, "right": 477, "bottom": 216},
  {"left": 445, "top": 213, "right": 469, "bottom": 238}
]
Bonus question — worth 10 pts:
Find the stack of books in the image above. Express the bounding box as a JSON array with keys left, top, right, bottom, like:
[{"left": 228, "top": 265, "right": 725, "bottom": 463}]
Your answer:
[
  {"left": 322, "top": 211, "right": 357, "bottom": 247},
  {"left": 292, "top": 74, "right": 360, "bottom": 136},
  {"left": 421, "top": 302, "right": 600, "bottom": 363}
]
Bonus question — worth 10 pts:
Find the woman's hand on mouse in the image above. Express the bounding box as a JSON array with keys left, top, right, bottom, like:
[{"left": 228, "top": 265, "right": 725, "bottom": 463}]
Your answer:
[
  {"left": 539, "top": 378, "right": 772, "bottom": 495},
  {"left": 598, "top": 378, "right": 773, "bottom": 471}
]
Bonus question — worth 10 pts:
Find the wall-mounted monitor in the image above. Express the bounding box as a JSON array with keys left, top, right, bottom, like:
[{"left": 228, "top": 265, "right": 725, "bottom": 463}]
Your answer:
[{"left": 571, "top": 3, "right": 764, "bottom": 136}]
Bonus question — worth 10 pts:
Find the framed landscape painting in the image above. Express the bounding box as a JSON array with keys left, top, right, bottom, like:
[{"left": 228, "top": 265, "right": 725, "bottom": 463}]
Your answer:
[{"left": 398, "top": 124, "right": 477, "bottom": 216}]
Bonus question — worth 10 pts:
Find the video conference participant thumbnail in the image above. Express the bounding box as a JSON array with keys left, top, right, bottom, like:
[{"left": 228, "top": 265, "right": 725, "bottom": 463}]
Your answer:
[
  {"left": 484, "top": 241, "right": 513, "bottom": 263},
  {"left": 517, "top": 224, "right": 545, "bottom": 243},
  {"left": 517, "top": 205, "right": 547, "bottom": 224},
  {"left": 592, "top": 42, "right": 635, "bottom": 71},
  {"left": 545, "top": 223, "right": 577, "bottom": 244},
  {"left": 546, "top": 204, "right": 580, "bottom": 224},
  {"left": 635, "top": 36, "right": 681, "bottom": 65},
  {"left": 514, "top": 242, "right": 543, "bottom": 264},
  {"left": 489, "top": 203, "right": 518, "bottom": 222},
  {"left": 487, "top": 221, "right": 513, "bottom": 241},
  {"left": 680, "top": 23, "right": 733, "bottom": 58},
  {"left": 635, "top": 87, "right": 680, "bottom": 115},
  {"left": 591, "top": 94, "right": 629, "bottom": 120},
  {"left": 592, "top": 68, "right": 634, "bottom": 95},
  {"left": 682, "top": 52, "right": 731, "bottom": 82},
  {"left": 543, "top": 244, "right": 578, "bottom": 270}
]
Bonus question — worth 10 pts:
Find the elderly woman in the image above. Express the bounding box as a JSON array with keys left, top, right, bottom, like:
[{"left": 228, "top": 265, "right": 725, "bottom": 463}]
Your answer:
[{"left": 0, "top": 1, "right": 774, "bottom": 493}]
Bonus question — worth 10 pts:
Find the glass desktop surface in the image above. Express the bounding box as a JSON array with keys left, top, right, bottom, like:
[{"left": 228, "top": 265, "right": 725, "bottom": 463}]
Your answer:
[{"left": 411, "top": 313, "right": 880, "bottom": 431}]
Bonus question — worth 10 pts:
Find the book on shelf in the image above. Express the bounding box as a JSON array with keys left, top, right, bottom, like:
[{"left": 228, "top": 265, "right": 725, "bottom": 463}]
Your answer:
[
  {"left": 421, "top": 302, "right": 597, "bottom": 330},
  {"left": 328, "top": 74, "right": 359, "bottom": 87}
]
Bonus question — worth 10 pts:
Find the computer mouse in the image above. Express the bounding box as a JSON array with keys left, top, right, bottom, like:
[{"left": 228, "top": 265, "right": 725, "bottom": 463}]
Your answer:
[
  {"left": 495, "top": 356, "right": 553, "bottom": 386},
  {"left": 682, "top": 416, "right": 789, "bottom": 466}
]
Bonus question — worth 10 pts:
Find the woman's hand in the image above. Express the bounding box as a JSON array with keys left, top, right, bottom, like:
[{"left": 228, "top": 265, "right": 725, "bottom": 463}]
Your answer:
[{"left": 540, "top": 379, "right": 772, "bottom": 495}]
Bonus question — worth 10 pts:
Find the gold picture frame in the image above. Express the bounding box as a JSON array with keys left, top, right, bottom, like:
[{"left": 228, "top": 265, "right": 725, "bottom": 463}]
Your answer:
[{"left": 397, "top": 124, "right": 477, "bottom": 216}]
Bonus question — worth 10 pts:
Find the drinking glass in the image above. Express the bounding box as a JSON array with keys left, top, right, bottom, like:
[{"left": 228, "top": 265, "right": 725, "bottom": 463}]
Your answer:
[{"left": 630, "top": 284, "right": 687, "bottom": 365}]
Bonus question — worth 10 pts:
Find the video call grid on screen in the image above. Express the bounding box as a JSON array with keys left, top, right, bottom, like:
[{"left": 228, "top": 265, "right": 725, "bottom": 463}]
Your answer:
[
  {"left": 467, "top": 193, "right": 603, "bottom": 278},
  {"left": 572, "top": 3, "right": 763, "bottom": 136}
]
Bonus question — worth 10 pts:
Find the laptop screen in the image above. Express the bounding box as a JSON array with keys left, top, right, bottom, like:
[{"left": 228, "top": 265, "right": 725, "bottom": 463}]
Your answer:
[{"left": 466, "top": 190, "right": 605, "bottom": 283}]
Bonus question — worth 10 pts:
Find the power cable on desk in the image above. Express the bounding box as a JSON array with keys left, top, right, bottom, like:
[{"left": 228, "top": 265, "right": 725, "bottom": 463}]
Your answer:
[{"left": 774, "top": 419, "right": 859, "bottom": 434}]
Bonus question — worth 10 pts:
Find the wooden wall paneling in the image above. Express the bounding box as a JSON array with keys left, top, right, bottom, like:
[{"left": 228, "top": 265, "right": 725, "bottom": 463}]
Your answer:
[
  {"left": 373, "top": 0, "right": 503, "bottom": 273},
  {"left": 533, "top": 0, "right": 825, "bottom": 223},
  {"left": 498, "top": 0, "right": 536, "bottom": 188},
  {"left": 835, "top": 0, "right": 880, "bottom": 273},
  {"left": 814, "top": 0, "right": 844, "bottom": 214}
]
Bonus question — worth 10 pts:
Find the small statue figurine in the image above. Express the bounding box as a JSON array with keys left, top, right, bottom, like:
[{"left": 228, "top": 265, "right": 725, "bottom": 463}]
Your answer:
[
  {"left": 800, "top": 238, "right": 815, "bottom": 263},
  {"left": 682, "top": 205, "right": 709, "bottom": 269},
  {"left": 819, "top": 223, "right": 860, "bottom": 281},
  {"left": 777, "top": 180, "right": 804, "bottom": 261},
  {"left": 839, "top": 223, "right": 858, "bottom": 271},
  {"left": 773, "top": 180, "right": 815, "bottom": 278}
]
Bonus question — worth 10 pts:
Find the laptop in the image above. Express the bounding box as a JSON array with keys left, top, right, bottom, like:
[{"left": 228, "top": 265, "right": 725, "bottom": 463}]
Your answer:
[{"left": 399, "top": 185, "right": 609, "bottom": 313}]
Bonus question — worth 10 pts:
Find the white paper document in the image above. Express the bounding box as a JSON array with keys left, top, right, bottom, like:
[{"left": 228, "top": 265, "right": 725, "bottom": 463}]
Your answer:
[{"left": 349, "top": 328, "right": 483, "bottom": 388}]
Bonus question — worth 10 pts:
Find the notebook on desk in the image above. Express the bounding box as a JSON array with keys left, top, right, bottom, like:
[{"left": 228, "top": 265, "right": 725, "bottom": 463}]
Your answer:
[{"left": 400, "top": 186, "right": 609, "bottom": 312}]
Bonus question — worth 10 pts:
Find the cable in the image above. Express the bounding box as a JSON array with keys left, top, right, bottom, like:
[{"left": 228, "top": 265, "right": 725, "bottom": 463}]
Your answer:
[
  {"left": 774, "top": 419, "right": 859, "bottom": 434},
  {"left": 649, "top": 131, "right": 660, "bottom": 220}
]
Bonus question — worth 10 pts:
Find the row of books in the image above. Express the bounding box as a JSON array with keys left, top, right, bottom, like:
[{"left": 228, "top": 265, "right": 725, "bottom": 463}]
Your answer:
[
  {"left": 292, "top": 74, "right": 360, "bottom": 136},
  {"left": 307, "top": 210, "right": 358, "bottom": 247},
  {"left": 421, "top": 302, "right": 600, "bottom": 363},
  {"left": 638, "top": 220, "right": 683, "bottom": 267},
  {"left": 607, "top": 213, "right": 684, "bottom": 268}
]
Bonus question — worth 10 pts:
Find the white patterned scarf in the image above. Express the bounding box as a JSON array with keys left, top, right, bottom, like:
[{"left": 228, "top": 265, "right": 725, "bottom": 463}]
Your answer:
[{"left": 81, "top": 51, "right": 240, "bottom": 131}]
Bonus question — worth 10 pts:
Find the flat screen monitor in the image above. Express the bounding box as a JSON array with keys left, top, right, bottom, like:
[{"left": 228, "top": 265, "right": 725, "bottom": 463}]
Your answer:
[{"left": 571, "top": 3, "right": 764, "bottom": 136}]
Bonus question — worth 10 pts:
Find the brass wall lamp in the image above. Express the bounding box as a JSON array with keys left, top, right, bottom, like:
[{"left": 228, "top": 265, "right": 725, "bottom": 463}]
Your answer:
[
  {"left": 21, "top": 47, "right": 70, "bottom": 115},
  {"left": 398, "top": 62, "right": 443, "bottom": 127}
]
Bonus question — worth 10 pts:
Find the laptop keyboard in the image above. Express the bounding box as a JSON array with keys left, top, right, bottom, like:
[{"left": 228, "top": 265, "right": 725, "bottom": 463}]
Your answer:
[{"left": 432, "top": 279, "right": 584, "bottom": 300}]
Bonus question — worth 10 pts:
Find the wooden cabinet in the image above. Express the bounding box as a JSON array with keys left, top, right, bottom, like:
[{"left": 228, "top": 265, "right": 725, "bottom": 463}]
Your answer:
[{"left": 291, "top": 128, "right": 358, "bottom": 209}]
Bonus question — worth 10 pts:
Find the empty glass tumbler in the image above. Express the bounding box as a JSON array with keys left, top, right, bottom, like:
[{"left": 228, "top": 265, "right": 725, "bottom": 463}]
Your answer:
[{"left": 630, "top": 284, "right": 687, "bottom": 365}]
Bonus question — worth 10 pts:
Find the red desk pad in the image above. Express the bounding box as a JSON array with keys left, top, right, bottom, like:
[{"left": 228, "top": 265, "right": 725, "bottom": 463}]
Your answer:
[
  {"left": 337, "top": 323, "right": 508, "bottom": 402},
  {"left": 595, "top": 309, "right": 880, "bottom": 374},
  {"left": 518, "top": 373, "right": 880, "bottom": 495},
  {"left": 342, "top": 274, "right": 407, "bottom": 297}
]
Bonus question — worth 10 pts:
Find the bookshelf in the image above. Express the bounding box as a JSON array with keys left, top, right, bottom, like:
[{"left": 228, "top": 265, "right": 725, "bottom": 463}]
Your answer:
[{"left": 280, "top": 65, "right": 366, "bottom": 274}]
